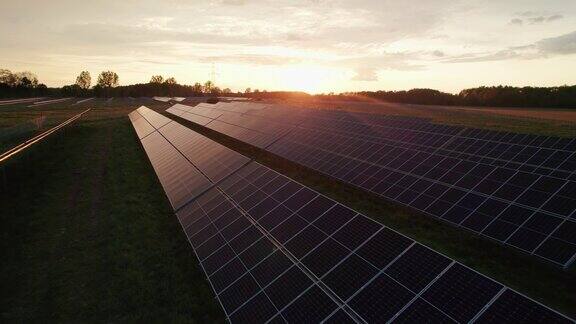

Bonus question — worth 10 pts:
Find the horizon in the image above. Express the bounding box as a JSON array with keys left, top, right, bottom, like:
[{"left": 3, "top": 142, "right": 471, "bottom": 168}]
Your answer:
[{"left": 1, "top": 1, "right": 575, "bottom": 94}]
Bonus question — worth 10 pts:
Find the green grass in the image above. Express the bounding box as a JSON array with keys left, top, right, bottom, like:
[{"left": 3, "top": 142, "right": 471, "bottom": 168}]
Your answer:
[
  {"left": 424, "top": 109, "right": 576, "bottom": 138},
  {"left": 0, "top": 116, "right": 225, "bottom": 322},
  {"left": 168, "top": 113, "right": 576, "bottom": 318}
]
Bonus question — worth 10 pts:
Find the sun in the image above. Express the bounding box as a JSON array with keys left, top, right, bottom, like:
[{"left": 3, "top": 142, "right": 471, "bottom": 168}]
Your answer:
[{"left": 276, "top": 64, "right": 334, "bottom": 94}]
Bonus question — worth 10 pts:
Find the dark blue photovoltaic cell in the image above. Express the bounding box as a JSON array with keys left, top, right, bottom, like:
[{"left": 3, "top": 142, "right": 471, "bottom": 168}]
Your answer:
[
  {"left": 302, "top": 238, "right": 350, "bottom": 277},
  {"left": 323, "top": 309, "right": 356, "bottom": 323},
  {"left": 349, "top": 273, "right": 414, "bottom": 322},
  {"left": 228, "top": 291, "right": 278, "bottom": 323},
  {"left": 218, "top": 274, "right": 260, "bottom": 314},
  {"left": 422, "top": 264, "right": 503, "bottom": 323},
  {"left": 251, "top": 251, "right": 292, "bottom": 287},
  {"left": 475, "top": 289, "right": 573, "bottom": 324},
  {"left": 281, "top": 285, "right": 338, "bottom": 322},
  {"left": 332, "top": 215, "right": 380, "bottom": 250},
  {"left": 284, "top": 224, "right": 328, "bottom": 258},
  {"left": 357, "top": 227, "right": 412, "bottom": 269},
  {"left": 393, "top": 298, "right": 456, "bottom": 323},
  {"left": 312, "top": 204, "right": 357, "bottom": 235},
  {"left": 264, "top": 266, "right": 313, "bottom": 309},
  {"left": 385, "top": 244, "right": 451, "bottom": 293},
  {"left": 322, "top": 254, "right": 378, "bottom": 300}
]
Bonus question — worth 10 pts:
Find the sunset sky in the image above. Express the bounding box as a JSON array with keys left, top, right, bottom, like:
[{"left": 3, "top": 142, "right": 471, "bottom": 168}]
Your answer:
[{"left": 1, "top": 0, "right": 575, "bottom": 93}]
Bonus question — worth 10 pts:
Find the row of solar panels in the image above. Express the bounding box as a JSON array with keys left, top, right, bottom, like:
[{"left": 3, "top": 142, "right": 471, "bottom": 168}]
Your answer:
[
  {"left": 153, "top": 96, "right": 186, "bottom": 103},
  {"left": 182, "top": 101, "right": 576, "bottom": 179},
  {"left": 165, "top": 102, "right": 576, "bottom": 268},
  {"left": 129, "top": 106, "right": 572, "bottom": 323}
]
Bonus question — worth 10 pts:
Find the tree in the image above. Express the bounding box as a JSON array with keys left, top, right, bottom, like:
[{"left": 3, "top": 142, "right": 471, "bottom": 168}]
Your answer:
[
  {"left": 97, "top": 71, "right": 119, "bottom": 88},
  {"left": 203, "top": 81, "right": 214, "bottom": 93},
  {"left": 244, "top": 87, "right": 251, "bottom": 94},
  {"left": 76, "top": 71, "right": 91, "bottom": 89},
  {"left": 14, "top": 71, "right": 38, "bottom": 87},
  {"left": 164, "top": 77, "right": 177, "bottom": 85},
  {"left": 19, "top": 77, "right": 33, "bottom": 88},
  {"left": 222, "top": 88, "right": 232, "bottom": 94},
  {"left": 61, "top": 84, "right": 82, "bottom": 96},
  {"left": 192, "top": 82, "right": 203, "bottom": 94},
  {"left": 0, "top": 69, "right": 15, "bottom": 86},
  {"left": 150, "top": 75, "right": 163, "bottom": 83}
]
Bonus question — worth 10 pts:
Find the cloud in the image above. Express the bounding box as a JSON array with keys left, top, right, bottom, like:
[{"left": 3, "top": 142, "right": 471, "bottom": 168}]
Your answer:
[
  {"left": 221, "top": 0, "right": 247, "bottom": 5},
  {"left": 546, "top": 14, "right": 564, "bottom": 22},
  {"left": 352, "top": 68, "right": 378, "bottom": 81},
  {"left": 198, "top": 54, "right": 302, "bottom": 65},
  {"left": 536, "top": 30, "right": 576, "bottom": 55},
  {"left": 444, "top": 50, "right": 523, "bottom": 63},
  {"left": 335, "top": 53, "right": 424, "bottom": 81},
  {"left": 60, "top": 23, "right": 268, "bottom": 46},
  {"left": 444, "top": 30, "right": 576, "bottom": 63},
  {"left": 509, "top": 18, "right": 523, "bottom": 25},
  {"left": 432, "top": 50, "right": 445, "bottom": 57},
  {"left": 511, "top": 13, "right": 563, "bottom": 25}
]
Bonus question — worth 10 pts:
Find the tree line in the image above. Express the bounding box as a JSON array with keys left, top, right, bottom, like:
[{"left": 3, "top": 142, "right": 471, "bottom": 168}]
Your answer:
[
  {"left": 1, "top": 67, "right": 574, "bottom": 108},
  {"left": 245, "top": 87, "right": 576, "bottom": 108},
  {"left": 0, "top": 69, "right": 236, "bottom": 98},
  {"left": 0, "top": 69, "right": 49, "bottom": 98},
  {"left": 347, "top": 86, "right": 576, "bottom": 108},
  {"left": 61, "top": 71, "right": 234, "bottom": 97}
]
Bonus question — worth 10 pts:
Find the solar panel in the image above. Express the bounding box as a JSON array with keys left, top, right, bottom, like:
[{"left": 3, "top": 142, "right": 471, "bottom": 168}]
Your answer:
[
  {"left": 165, "top": 102, "right": 576, "bottom": 267},
  {"left": 130, "top": 110, "right": 573, "bottom": 323},
  {"left": 136, "top": 106, "right": 172, "bottom": 129},
  {"left": 128, "top": 110, "right": 155, "bottom": 139},
  {"left": 268, "top": 126, "right": 576, "bottom": 267},
  {"left": 182, "top": 161, "right": 572, "bottom": 322},
  {"left": 140, "top": 132, "right": 212, "bottom": 209},
  {"left": 167, "top": 103, "right": 302, "bottom": 148},
  {"left": 158, "top": 122, "right": 250, "bottom": 183},
  {"left": 128, "top": 106, "right": 248, "bottom": 208}
]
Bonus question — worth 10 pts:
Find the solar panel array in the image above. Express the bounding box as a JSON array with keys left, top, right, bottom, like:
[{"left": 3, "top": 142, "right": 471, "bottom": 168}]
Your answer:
[
  {"left": 165, "top": 102, "right": 576, "bottom": 268},
  {"left": 166, "top": 103, "right": 303, "bottom": 148},
  {"left": 128, "top": 106, "right": 249, "bottom": 209},
  {"left": 130, "top": 106, "right": 572, "bottom": 323}
]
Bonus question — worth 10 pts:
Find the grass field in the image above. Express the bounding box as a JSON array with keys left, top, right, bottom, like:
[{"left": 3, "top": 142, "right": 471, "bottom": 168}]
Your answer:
[
  {"left": 277, "top": 97, "right": 576, "bottom": 137},
  {"left": 1, "top": 98, "right": 575, "bottom": 320},
  {"left": 0, "top": 100, "right": 225, "bottom": 322}
]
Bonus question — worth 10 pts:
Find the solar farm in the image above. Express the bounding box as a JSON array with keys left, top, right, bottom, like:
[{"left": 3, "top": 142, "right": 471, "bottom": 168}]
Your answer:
[{"left": 1, "top": 97, "right": 575, "bottom": 322}]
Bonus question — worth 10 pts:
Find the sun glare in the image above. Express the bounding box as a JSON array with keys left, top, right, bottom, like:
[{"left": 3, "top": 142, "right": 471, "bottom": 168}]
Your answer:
[{"left": 276, "top": 65, "right": 337, "bottom": 94}]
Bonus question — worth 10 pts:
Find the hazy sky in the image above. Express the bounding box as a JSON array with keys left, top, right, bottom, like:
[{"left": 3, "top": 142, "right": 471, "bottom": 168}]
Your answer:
[{"left": 1, "top": 0, "right": 575, "bottom": 93}]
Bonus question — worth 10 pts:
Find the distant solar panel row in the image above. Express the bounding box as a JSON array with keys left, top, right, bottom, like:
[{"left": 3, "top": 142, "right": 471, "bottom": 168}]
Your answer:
[
  {"left": 296, "top": 114, "right": 576, "bottom": 180},
  {"left": 130, "top": 107, "right": 572, "bottom": 323},
  {"left": 167, "top": 103, "right": 294, "bottom": 148},
  {"left": 165, "top": 102, "right": 576, "bottom": 267}
]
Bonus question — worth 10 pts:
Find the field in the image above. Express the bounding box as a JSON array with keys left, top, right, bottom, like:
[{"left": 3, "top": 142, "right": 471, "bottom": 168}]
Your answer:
[
  {"left": 276, "top": 97, "right": 576, "bottom": 137},
  {"left": 1, "top": 98, "right": 575, "bottom": 321},
  {"left": 0, "top": 98, "right": 225, "bottom": 322}
]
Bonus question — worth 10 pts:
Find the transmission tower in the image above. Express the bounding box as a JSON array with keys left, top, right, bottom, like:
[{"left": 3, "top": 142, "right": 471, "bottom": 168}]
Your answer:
[{"left": 210, "top": 63, "right": 217, "bottom": 85}]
